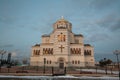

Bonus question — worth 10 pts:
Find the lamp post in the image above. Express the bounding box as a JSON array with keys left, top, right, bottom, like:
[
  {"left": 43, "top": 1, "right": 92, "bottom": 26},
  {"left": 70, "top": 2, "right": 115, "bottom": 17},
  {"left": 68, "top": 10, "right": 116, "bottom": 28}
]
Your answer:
[{"left": 113, "top": 50, "right": 120, "bottom": 80}]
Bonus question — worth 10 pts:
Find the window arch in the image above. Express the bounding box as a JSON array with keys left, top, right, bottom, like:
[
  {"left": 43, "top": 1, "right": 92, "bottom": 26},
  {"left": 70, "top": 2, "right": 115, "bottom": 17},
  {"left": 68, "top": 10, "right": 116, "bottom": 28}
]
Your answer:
[
  {"left": 50, "top": 60, "right": 51, "bottom": 64},
  {"left": 78, "top": 61, "right": 80, "bottom": 64},
  {"left": 47, "top": 60, "right": 49, "bottom": 64},
  {"left": 72, "top": 60, "right": 74, "bottom": 64},
  {"left": 75, "top": 61, "right": 77, "bottom": 64}
]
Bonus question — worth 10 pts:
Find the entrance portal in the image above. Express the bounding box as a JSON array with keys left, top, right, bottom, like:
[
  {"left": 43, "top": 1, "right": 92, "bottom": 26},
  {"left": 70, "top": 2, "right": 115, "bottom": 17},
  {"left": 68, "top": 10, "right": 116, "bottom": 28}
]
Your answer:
[
  {"left": 58, "top": 57, "right": 65, "bottom": 69},
  {"left": 59, "top": 62, "right": 64, "bottom": 69}
]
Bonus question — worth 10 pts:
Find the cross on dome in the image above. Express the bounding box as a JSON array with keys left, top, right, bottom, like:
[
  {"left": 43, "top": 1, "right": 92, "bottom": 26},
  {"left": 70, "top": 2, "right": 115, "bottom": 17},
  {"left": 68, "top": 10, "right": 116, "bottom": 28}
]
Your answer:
[
  {"left": 61, "top": 16, "right": 64, "bottom": 19},
  {"left": 59, "top": 16, "right": 68, "bottom": 22}
]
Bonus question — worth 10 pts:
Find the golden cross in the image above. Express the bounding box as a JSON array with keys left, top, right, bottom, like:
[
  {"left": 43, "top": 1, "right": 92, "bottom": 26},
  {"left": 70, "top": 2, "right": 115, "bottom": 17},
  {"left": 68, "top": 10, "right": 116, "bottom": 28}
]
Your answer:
[{"left": 59, "top": 45, "right": 64, "bottom": 53}]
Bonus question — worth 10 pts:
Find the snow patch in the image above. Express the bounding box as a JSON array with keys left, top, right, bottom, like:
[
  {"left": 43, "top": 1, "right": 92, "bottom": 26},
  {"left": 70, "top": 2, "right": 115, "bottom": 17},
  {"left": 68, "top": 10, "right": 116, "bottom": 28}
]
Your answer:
[{"left": 0, "top": 75, "right": 119, "bottom": 80}]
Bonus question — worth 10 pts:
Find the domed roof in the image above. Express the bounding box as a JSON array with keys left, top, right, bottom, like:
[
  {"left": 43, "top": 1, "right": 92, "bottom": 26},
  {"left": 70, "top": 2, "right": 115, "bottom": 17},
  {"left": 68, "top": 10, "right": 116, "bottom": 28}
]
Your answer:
[
  {"left": 74, "top": 34, "right": 84, "bottom": 37},
  {"left": 84, "top": 44, "right": 91, "bottom": 46}
]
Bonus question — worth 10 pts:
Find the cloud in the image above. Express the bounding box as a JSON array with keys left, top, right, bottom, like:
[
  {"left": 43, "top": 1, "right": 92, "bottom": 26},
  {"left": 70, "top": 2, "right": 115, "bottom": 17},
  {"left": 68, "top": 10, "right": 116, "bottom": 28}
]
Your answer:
[
  {"left": 70, "top": 0, "right": 119, "bottom": 12},
  {"left": 110, "top": 18, "right": 120, "bottom": 31},
  {"left": 96, "top": 13, "right": 120, "bottom": 31},
  {"left": 85, "top": 33, "right": 110, "bottom": 43},
  {"left": 29, "top": 17, "right": 55, "bottom": 33},
  {"left": 90, "top": 0, "right": 118, "bottom": 10},
  {"left": 0, "top": 44, "right": 14, "bottom": 48},
  {"left": 0, "top": 16, "right": 16, "bottom": 25}
]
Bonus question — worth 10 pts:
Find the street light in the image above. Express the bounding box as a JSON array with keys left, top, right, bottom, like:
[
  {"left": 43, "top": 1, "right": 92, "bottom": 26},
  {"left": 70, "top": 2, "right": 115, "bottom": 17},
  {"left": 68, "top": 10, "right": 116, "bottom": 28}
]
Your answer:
[{"left": 113, "top": 50, "right": 120, "bottom": 80}]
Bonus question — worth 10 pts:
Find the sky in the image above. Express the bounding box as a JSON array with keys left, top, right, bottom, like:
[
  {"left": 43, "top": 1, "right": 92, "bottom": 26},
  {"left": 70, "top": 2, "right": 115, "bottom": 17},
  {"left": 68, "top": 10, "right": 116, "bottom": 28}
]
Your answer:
[{"left": 0, "top": 0, "right": 120, "bottom": 61}]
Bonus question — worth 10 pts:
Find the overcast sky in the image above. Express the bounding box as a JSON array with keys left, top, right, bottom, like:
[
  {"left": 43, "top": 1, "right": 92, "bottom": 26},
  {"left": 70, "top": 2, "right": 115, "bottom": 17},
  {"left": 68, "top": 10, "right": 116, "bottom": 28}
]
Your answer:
[{"left": 0, "top": 0, "right": 120, "bottom": 61}]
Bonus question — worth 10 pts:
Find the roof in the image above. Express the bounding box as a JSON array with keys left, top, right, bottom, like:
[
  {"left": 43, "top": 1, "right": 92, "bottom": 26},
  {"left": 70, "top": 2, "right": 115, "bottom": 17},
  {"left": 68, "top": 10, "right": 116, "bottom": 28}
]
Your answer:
[
  {"left": 84, "top": 44, "right": 91, "bottom": 46},
  {"left": 33, "top": 44, "right": 40, "bottom": 47},
  {"left": 74, "top": 34, "right": 83, "bottom": 37},
  {"left": 42, "top": 34, "right": 50, "bottom": 37}
]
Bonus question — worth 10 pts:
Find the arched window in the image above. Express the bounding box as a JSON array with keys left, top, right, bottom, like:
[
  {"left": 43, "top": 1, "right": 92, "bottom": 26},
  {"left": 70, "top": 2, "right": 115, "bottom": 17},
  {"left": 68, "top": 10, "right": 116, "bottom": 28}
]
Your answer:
[
  {"left": 47, "top": 60, "right": 49, "bottom": 64},
  {"left": 33, "top": 50, "right": 36, "bottom": 55},
  {"left": 86, "top": 50, "right": 89, "bottom": 55},
  {"left": 71, "top": 48, "right": 73, "bottom": 54},
  {"left": 45, "top": 48, "right": 47, "bottom": 54},
  {"left": 78, "top": 61, "right": 80, "bottom": 64},
  {"left": 84, "top": 50, "right": 86, "bottom": 55},
  {"left": 76, "top": 48, "right": 78, "bottom": 54},
  {"left": 48, "top": 48, "right": 50, "bottom": 54},
  {"left": 43, "top": 48, "right": 45, "bottom": 54},
  {"left": 72, "top": 60, "right": 74, "bottom": 64},
  {"left": 89, "top": 50, "right": 91, "bottom": 55},
  {"left": 75, "top": 61, "right": 77, "bottom": 64},
  {"left": 50, "top": 60, "right": 51, "bottom": 64},
  {"left": 73, "top": 48, "right": 75, "bottom": 54},
  {"left": 51, "top": 48, "right": 53, "bottom": 54},
  {"left": 78, "top": 48, "right": 81, "bottom": 54}
]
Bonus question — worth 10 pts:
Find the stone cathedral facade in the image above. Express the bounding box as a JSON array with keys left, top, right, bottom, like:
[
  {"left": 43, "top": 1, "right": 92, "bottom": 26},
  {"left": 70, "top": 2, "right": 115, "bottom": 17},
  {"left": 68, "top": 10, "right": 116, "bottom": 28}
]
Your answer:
[{"left": 30, "top": 17, "right": 95, "bottom": 68}]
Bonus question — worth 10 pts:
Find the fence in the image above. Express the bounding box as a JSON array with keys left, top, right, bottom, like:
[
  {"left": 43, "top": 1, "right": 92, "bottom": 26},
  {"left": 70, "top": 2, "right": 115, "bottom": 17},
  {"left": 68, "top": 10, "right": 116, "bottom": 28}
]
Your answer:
[{"left": 0, "top": 65, "right": 119, "bottom": 75}]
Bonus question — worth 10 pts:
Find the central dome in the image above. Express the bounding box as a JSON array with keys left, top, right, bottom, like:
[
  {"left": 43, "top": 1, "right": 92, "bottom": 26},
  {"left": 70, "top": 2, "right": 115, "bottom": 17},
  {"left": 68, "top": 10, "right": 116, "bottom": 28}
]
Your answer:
[{"left": 53, "top": 17, "right": 72, "bottom": 31}]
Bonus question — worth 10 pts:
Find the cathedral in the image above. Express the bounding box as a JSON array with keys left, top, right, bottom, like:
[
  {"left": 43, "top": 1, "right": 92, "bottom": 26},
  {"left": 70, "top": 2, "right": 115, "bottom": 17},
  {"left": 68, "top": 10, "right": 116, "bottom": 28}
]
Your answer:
[{"left": 30, "top": 17, "right": 95, "bottom": 68}]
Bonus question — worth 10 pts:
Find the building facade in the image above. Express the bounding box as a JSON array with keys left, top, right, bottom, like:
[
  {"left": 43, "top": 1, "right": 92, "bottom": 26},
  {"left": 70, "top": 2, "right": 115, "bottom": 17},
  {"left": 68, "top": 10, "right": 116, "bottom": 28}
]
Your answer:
[{"left": 30, "top": 17, "right": 95, "bottom": 68}]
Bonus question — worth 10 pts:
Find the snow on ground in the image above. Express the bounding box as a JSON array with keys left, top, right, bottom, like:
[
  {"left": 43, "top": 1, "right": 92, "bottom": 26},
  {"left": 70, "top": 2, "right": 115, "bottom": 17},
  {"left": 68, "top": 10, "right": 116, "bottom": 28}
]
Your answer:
[
  {"left": 79, "top": 76, "right": 118, "bottom": 80},
  {"left": 0, "top": 75, "right": 119, "bottom": 80},
  {"left": 76, "top": 69, "right": 119, "bottom": 74}
]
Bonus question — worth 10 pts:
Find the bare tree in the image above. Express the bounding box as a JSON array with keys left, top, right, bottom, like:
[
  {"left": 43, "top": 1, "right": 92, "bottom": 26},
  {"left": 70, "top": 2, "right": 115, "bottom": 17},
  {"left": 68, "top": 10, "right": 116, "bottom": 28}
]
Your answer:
[
  {"left": 22, "top": 58, "right": 28, "bottom": 64},
  {"left": 0, "top": 50, "right": 6, "bottom": 60}
]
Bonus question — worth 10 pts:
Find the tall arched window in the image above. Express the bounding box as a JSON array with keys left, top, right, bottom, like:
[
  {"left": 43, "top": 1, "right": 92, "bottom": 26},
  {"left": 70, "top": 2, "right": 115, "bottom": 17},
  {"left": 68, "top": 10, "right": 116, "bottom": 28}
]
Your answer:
[
  {"left": 72, "top": 60, "right": 74, "bottom": 64},
  {"left": 50, "top": 60, "right": 51, "bottom": 64},
  {"left": 78, "top": 61, "right": 80, "bottom": 64},
  {"left": 75, "top": 61, "right": 77, "bottom": 64}
]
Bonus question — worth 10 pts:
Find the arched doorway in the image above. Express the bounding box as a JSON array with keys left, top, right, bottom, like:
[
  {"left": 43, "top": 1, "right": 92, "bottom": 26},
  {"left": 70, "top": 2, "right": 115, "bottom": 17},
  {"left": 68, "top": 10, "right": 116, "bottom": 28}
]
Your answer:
[{"left": 58, "top": 57, "right": 65, "bottom": 69}]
